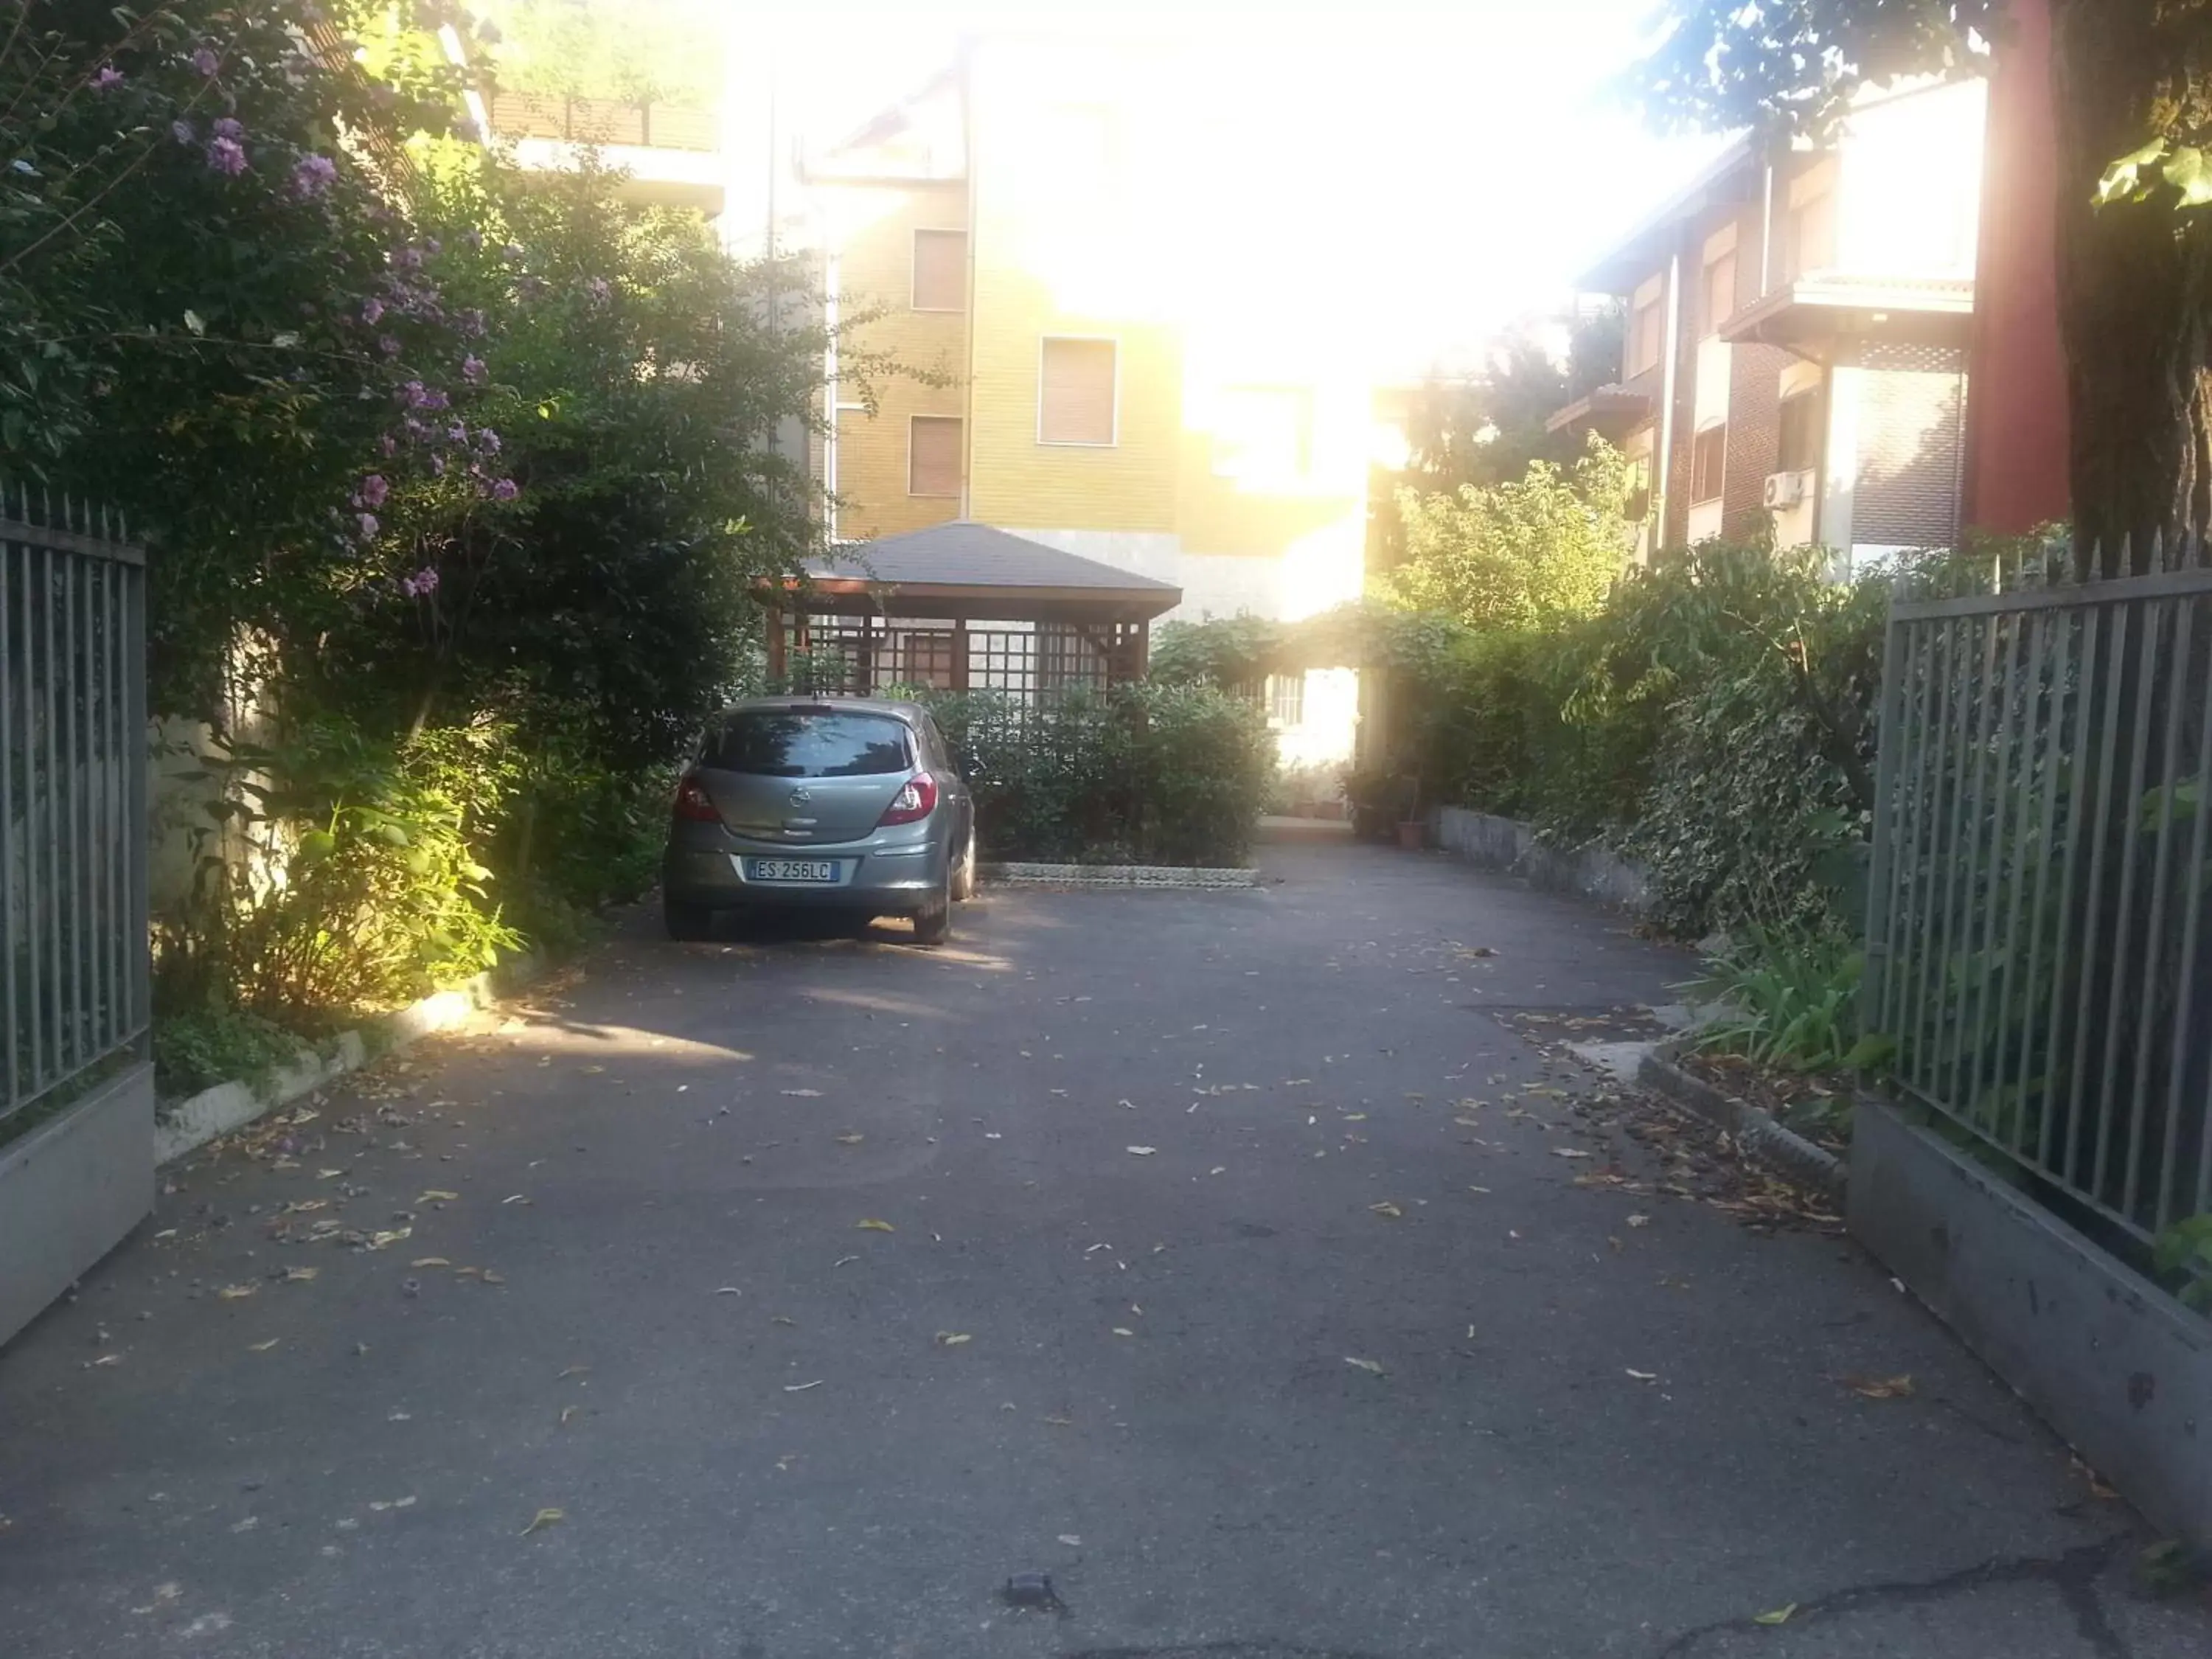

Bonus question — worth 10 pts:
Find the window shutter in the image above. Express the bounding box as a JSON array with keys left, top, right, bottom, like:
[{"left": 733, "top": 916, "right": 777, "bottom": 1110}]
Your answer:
[
  {"left": 912, "top": 230, "right": 966, "bottom": 311},
  {"left": 909, "top": 416, "right": 962, "bottom": 497},
  {"left": 1040, "top": 338, "right": 1116, "bottom": 445}
]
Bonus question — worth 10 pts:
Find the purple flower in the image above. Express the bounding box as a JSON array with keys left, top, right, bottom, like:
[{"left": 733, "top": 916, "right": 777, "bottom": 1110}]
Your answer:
[
  {"left": 170, "top": 119, "right": 195, "bottom": 145},
  {"left": 212, "top": 116, "right": 243, "bottom": 141},
  {"left": 461, "top": 355, "right": 486, "bottom": 385},
  {"left": 476, "top": 428, "right": 501, "bottom": 455},
  {"left": 457, "top": 307, "right": 486, "bottom": 338},
  {"left": 584, "top": 276, "right": 611, "bottom": 305},
  {"left": 191, "top": 46, "right": 219, "bottom": 77},
  {"left": 419, "top": 387, "right": 449, "bottom": 411},
  {"left": 516, "top": 274, "right": 547, "bottom": 300},
  {"left": 446, "top": 421, "right": 468, "bottom": 444},
  {"left": 401, "top": 566, "right": 439, "bottom": 597},
  {"left": 355, "top": 512, "right": 380, "bottom": 538},
  {"left": 206, "top": 136, "right": 247, "bottom": 176},
  {"left": 488, "top": 478, "right": 518, "bottom": 502},
  {"left": 429, "top": 452, "right": 446, "bottom": 476},
  {"left": 400, "top": 379, "right": 428, "bottom": 407},
  {"left": 392, "top": 246, "right": 422, "bottom": 271},
  {"left": 378, "top": 334, "right": 401, "bottom": 358},
  {"left": 379, "top": 434, "right": 397, "bottom": 457},
  {"left": 357, "top": 473, "right": 389, "bottom": 508},
  {"left": 361, "top": 296, "right": 384, "bottom": 325},
  {"left": 291, "top": 153, "right": 337, "bottom": 198},
  {"left": 91, "top": 66, "right": 123, "bottom": 91}
]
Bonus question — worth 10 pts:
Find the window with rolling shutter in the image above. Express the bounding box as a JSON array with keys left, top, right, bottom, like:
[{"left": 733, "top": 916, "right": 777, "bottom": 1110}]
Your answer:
[
  {"left": 911, "top": 229, "right": 966, "bottom": 312},
  {"left": 908, "top": 415, "right": 962, "bottom": 497},
  {"left": 1038, "top": 338, "right": 1117, "bottom": 445}
]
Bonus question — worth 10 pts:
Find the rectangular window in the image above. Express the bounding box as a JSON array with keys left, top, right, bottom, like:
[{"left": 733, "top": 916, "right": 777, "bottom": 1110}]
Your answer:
[
  {"left": 1777, "top": 386, "right": 1824, "bottom": 473},
  {"left": 705, "top": 711, "right": 912, "bottom": 778},
  {"left": 908, "top": 414, "right": 962, "bottom": 498},
  {"left": 1628, "top": 288, "right": 1665, "bottom": 377},
  {"left": 1691, "top": 424, "right": 1728, "bottom": 504},
  {"left": 1265, "top": 672, "right": 1305, "bottom": 728},
  {"left": 1702, "top": 251, "right": 1736, "bottom": 336},
  {"left": 1039, "top": 337, "right": 1117, "bottom": 445},
  {"left": 911, "top": 229, "right": 966, "bottom": 312},
  {"left": 1787, "top": 189, "right": 1836, "bottom": 279}
]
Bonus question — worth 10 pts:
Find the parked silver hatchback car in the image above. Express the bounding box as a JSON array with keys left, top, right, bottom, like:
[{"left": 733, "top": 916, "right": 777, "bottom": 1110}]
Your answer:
[{"left": 661, "top": 698, "right": 978, "bottom": 945}]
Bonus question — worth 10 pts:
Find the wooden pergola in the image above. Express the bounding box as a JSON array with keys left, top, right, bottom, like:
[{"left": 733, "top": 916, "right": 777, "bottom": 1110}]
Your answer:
[{"left": 765, "top": 522, "right": 1183, "bottom": 700}]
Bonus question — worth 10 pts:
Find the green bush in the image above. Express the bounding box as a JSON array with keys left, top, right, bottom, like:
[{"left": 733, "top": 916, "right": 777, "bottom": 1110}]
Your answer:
[
  {"left": 922, "top": 683, "right": 1273, "bottom": 866},
  {"left": 1688, "top": 922, "right": 1892, "bottom": 1074},
  {"left": 152, "top": 1004, "right": 307, "bottom": 1101}
]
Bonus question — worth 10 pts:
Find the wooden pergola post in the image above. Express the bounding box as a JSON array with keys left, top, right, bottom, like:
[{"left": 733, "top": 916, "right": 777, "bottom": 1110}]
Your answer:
[{"left": 765, "top": 601, "right": 787, "bottom": 686}]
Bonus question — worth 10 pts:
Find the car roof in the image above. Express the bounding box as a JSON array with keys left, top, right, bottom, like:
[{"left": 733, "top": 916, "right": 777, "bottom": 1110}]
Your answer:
[{"left": 714, "top": 695, "right": 931, "bottom": 723}]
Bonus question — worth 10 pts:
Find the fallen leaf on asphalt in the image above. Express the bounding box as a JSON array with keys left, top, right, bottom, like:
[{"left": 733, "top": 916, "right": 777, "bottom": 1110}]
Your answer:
[
  {"left": 1344, "top": 1357, "right": 1386, "bottom": 1376},
  {"left": 1549, "top": 1148, "right": 1593, "bottom": 1160},
  {"left": 1753, "top": 1604, "right": 1798, "bottom": 1626},
  {"left": 714, "top": 1286, "right": 742, "bottom": 1295},
  {"left": 248, "top": 1339, "right": 279, "bottom": 1352},
  {"left": 1111, "top": 1327, "right": 1135, "bottom": 1338},
  {"left": 1210, "top": 1166, "right": 1226, "bottom": 1175},
  {"left": 1627, "top": 1214, "right": 1651, "bottom": 1228},
  {"left": 935, "top": 1332, "right": 973, "bottom": 1347},
  {"left": 1843, "top": 1374, "right": 1914, "bottom": 1400},
  {"left": 784, "top": 1380, "right": 823, "bottom": 1393},
  {"left": 218, "top": 1284, "right": 257, "bottom": 1301},
  {"left": 1126, "top": 1146, "right": 1157, "bottom": 1156},
  {"left": 834, "top": 1134, "right": 863, "bottom": 1146},
  {"left": 772, "top": 1315, "right": 796, "bottom": 1326},
  {"left": 366, "top": 1228, "right": 411, "bottom": 1250},
  {"left": 520, "top": 1507, "right": 565, "bottom": 1537},
  {"left": 1058, "top": 1534, "right": 1082, "bottom": 1546},
  {"left": 1626, "top": 1369, "right": 1658, "bottom": 1382},
  {"left": 558, "top": 1405, "right": 580, "bottom": 1427},
  {"left": 282, "top": 1266, "right": 319, "bottom": 1282},
  {"left": 833, "top": 1254, "right": 860, "bottom": 1267},
  {"left": 480, "top": 1270, "right": 507, "bottom": 1286},
  {"left": 855, "top": 1218, "right": 895, "bottom": 1233},
  {"left": 557, "top": 1366, "right": 589, "bottom": 1380},
  {"left": 317, "top": 1168, "right": 344, "bottom": 1179},
  {"left": 410, "top": 1257, "right": 451, "bottom": 1269},
  {"left": 1368, "top": 1202, "right": 1404, "bottom": 1219},
  {"left": 501, "top": 1194, "right": 529, "bottom": 1206},
  {"left": 1343, "top": 1113, "right": 1368, "bottom": 1121},
  {"left": 782, "top": 1088, "right": 823, "bottom": 1098},
  {"left": 1467, "top": 1185, "right": 1492, "bottom": 1194},
  {"left": 91, "top": 1353, "right": 122, "bottom": 1367},
  {"left": 416, "top": 1190, "right": 459, "bottom": 1205}
]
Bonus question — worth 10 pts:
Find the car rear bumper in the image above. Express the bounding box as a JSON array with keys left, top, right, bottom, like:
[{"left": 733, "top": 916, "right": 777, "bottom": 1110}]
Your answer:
[{"left": 662, "top": 825, "right": 951, "bottom": 912}]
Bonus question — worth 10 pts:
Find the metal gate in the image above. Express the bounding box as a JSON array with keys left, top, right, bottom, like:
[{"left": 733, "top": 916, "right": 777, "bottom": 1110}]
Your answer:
[
  {"left": 1863, "top": 540, "right": 2212, "bottom": 1253},
  {"left": 1, "top": 487, "right": 147, "bottom": 1141}
]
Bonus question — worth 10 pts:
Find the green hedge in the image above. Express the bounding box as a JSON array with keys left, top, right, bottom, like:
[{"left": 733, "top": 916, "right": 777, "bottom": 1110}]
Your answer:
[{"left": 919, "top": 682, "right": 1274, "bottom": 867}]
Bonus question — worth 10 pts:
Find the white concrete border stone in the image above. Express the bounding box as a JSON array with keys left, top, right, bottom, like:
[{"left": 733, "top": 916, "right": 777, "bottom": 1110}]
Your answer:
[{"left": 981, "top": 863, "right": 1259, "bottom": 891}]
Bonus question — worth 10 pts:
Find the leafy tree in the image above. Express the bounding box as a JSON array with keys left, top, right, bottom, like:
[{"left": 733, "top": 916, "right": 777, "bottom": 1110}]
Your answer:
[
  {"left": 474, "top": 0, "right": 723, "bottom": 105},
  {"left": 1377, "top": 437, "right": 1635, "bottom": 632},
  {"left": 1625, "top": 0, "right": 2211, "bottom": 569}
]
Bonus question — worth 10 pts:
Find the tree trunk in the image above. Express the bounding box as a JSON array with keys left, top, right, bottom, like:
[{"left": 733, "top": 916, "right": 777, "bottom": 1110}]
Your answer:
[{"left": 2049, "top": 0, "right": 2212, "bottom": 573}]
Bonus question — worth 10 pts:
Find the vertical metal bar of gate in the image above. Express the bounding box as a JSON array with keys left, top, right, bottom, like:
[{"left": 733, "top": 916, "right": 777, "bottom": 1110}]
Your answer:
[{"left": 0, "top": 538, "right": 15, "bottom": 1104}]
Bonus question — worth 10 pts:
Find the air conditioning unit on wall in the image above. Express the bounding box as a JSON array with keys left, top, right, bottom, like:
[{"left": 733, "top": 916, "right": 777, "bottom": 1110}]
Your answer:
[{"left": 1763, "top": 470, "right": 1810, "bottom": 509}]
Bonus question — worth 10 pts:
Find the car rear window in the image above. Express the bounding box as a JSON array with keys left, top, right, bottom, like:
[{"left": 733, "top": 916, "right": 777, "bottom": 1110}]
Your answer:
[{"left": 703, "top": 710, "right": 913, "bottom": 778}]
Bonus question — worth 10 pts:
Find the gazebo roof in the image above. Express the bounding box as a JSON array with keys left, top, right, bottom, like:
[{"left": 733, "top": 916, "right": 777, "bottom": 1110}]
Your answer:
[{"left": 793, "top": 522, "right": 1182, "bottom": 622}]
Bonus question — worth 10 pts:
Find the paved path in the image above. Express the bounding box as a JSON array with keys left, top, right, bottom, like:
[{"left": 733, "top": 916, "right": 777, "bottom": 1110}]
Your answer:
[{"left": 2, "top": 839, "right": 2205, "bottom": 1658}]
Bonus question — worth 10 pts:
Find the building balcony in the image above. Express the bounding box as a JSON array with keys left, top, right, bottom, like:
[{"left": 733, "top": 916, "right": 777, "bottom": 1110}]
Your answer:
[
  {"left": 1720, "top": 273, "right": 1975, "bottom": 358},
  {"left": 1545, "top": 361, "right": 1660, "bottom": 439},
  {"left": 487, "top": 91, "right": 726, "bottom": 214}
]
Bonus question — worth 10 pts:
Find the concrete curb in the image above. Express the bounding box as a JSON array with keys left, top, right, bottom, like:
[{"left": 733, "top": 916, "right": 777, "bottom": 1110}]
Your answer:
[
  {"left": 1635, "top": 1038, "right": 1848, "bottom": 1204},
  {"left": 981, "top": 863, "right": 1259, "bottom": 891},
  {"left": 155, "top": 951, "right": 547, "bottom": 1165}
]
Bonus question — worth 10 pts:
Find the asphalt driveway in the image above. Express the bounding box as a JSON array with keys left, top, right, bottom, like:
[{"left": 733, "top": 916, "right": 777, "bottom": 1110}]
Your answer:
[{"left": 1, "top": 835, "right": 2205, "bottom": 1659}]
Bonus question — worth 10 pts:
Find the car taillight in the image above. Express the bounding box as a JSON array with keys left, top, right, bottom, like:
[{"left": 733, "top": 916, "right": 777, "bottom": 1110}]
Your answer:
[
  {"left": 877, "top": 771, "right": 939, "bottom": 827},
  {"left": 672, "top": 773, "right": 720, "bottom": 822}
]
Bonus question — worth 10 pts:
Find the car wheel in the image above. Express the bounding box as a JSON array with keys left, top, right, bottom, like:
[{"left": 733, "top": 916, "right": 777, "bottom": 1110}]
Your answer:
[
  {"left": 664, "top": 896, "right": 716, "bottom": 941},
  {"left": 910, "top": 866, "right": 953, "bottom": 946},
  {"left": 950, "top": 827, "right": 978, "bottom": 902}
]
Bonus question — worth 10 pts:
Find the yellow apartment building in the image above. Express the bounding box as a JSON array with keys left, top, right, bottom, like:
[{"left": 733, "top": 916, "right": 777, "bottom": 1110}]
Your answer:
[{"left": 804, "top": 37, "right": 1370, "bottom": 765}]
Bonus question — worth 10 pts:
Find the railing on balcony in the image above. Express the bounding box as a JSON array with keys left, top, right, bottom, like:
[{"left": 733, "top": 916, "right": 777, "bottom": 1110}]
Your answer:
[{"left": 487, "top": 91, "right": 717, "bottom": 153}]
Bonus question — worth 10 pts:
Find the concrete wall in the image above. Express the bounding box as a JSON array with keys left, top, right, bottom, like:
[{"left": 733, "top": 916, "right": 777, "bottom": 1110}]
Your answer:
[
  {"left": 1851, "top": 1100, "right": 2211, "bottom": 1548},
  {"left": 1434, "top": 807, "right": 1652, "bottom": 914},
  {"left": 0, "top": 1064, "right": 154, "bottom": 1349}
]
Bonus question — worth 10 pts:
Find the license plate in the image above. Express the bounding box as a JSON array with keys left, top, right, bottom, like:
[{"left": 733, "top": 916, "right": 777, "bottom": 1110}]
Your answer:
[{"left": 744, "top": 858, "right": 842, "bottom": 884}]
